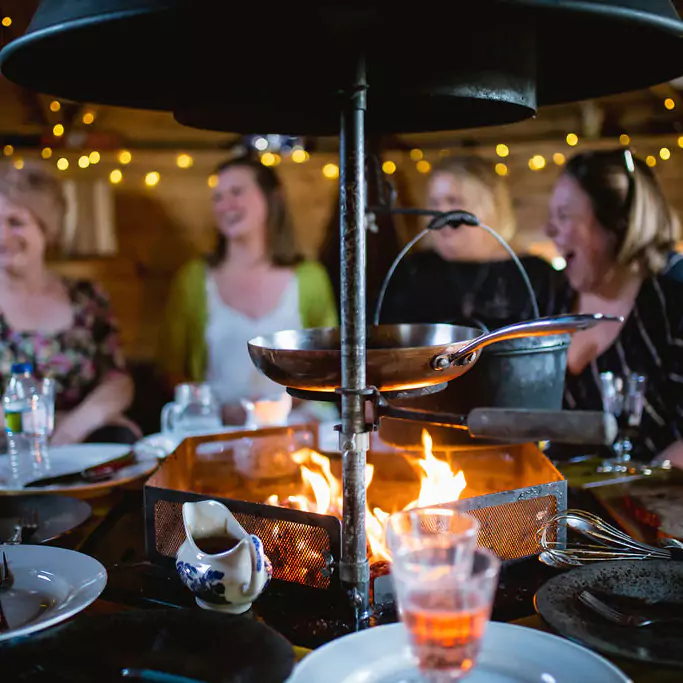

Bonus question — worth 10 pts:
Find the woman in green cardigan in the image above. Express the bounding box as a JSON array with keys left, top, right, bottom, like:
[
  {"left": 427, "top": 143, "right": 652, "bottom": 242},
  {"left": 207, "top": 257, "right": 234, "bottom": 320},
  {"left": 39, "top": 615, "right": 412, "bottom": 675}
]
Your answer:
[{"left": 159, "top": 151, "right": 338, "bottom": 424}]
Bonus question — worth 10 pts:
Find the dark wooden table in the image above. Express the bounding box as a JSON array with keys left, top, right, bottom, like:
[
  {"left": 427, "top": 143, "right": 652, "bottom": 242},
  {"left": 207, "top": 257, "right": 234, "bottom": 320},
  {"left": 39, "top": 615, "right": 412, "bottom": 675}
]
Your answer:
[{"left": 4, "top": 465, "right": 682, "bottom": 682}]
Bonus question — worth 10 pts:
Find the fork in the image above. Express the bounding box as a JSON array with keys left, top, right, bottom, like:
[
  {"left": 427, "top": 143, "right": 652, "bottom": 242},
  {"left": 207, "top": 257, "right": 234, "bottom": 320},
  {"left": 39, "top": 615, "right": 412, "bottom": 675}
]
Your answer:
[
  {"left": 19, "top": 508, "right": 39, "bottom": 544},
  {"left": 0, "top": 551, "right": 13, "bottom": 591},
  {"left": 579, "top": 590, "right": 683, "bottom": 627},
  {"left": 0, "top": 557, "right": 9, "bottom": 632}
]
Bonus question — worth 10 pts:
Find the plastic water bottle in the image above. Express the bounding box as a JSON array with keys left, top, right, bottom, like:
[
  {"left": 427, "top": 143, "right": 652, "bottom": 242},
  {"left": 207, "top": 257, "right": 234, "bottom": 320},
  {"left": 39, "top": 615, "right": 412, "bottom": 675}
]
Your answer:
[{"left": 3, "top": 362, "right": 49, "bottom": 486}]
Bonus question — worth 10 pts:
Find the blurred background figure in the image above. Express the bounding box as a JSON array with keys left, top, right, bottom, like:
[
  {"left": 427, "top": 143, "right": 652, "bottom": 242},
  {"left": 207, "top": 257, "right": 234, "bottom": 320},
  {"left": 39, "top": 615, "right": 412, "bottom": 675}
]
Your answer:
[
  {"left": 159, "top": 149, "right": 338, "bottom": 426},
  {"left": 379, "top": 155, "right": 563, "bottom": 329},
  {"left": 544, "top": 148, "right": 683, "bottom": 465},
  {"left": 319, "top": 141, "right": 412, "bottom": 319},
  {"left": 0, "top": 163, "right": 138, "bottom": 445}
]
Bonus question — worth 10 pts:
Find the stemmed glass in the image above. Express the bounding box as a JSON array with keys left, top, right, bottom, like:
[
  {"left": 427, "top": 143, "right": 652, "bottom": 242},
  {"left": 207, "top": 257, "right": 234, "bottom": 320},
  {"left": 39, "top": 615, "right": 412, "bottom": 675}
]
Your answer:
[
  {"left": 598, "top": 372, "right": 646, "bottom": 473},
  {"left": 385, "top": 508, "right": 500, "bottom": 683}
]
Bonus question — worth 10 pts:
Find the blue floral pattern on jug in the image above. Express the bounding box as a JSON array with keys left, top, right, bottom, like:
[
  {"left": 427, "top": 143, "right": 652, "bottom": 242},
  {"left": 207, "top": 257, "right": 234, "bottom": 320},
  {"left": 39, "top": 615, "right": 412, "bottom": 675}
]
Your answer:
[
  {"left": 176, "top": 561, "right": 228, "bottom": 605},
  {"left": 251, "top": 535, "right": 264, "bottom": 572}
]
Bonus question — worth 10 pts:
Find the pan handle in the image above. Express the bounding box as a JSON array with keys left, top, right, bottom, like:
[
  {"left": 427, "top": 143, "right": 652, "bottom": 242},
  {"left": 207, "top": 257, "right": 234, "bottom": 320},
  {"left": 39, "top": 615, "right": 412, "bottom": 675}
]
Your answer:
[{"left": 431, "top": 314, "right": 624, "bottom": 370}]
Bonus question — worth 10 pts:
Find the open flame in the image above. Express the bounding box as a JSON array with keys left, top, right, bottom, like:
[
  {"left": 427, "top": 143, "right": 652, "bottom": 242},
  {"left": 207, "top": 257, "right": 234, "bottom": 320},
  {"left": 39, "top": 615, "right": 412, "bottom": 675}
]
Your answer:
[{"left": 266, "top": 429, "right": 466, "bottom": 562}]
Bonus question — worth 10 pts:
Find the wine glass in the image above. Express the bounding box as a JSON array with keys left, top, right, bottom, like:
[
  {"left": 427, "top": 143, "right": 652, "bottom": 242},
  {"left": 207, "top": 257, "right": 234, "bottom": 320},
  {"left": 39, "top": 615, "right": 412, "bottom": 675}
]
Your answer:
[{"left": 598, "top": 372, "right": 646, "bottom": 473}]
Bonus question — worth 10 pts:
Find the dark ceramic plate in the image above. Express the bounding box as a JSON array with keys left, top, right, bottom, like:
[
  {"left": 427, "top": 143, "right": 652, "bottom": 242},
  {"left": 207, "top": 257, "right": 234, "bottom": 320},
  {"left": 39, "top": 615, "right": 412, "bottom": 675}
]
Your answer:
[
  {"left": 0, "top": 608, "right": 295, "bottom": 682},
  {"left": 535, "top": 560, "right": 683, "bottom": 668},
  {"left": 0, "top": 494, "right": 91, "bottom": 544}
]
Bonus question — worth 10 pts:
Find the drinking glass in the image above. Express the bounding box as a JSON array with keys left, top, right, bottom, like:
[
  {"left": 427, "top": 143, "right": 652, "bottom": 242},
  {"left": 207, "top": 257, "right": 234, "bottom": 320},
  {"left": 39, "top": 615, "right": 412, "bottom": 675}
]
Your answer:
[
  {"left": 161, "top": 382, "right": 222, "bottom": 434},
  {"left": 386, "top": 508, "right": 499, "bottom": 683},
  {"left": 598, "top": 372, "right": 646, "bottom": 473},
  {"left": 39, "top": 377, "right": 56, "bottom": 439}
]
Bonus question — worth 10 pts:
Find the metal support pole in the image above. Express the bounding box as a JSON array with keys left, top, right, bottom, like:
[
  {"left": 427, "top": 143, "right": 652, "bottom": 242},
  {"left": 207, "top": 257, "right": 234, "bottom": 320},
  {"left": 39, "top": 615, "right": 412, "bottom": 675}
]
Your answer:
[{"left": 338, "top": 55, "right": 370, "bottom": 629}]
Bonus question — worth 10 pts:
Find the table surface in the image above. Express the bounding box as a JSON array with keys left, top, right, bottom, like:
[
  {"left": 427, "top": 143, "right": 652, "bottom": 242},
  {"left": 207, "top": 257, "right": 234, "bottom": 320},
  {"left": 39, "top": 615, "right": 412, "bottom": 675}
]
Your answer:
[{"left": 2, "top": 458, "right": 682, "bottom": 682}]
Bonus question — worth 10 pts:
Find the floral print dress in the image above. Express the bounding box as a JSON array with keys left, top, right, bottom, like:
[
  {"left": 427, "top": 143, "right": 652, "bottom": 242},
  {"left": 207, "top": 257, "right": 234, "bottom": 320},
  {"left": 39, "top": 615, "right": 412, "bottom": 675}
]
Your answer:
[{"left": 0, "top": 279, "right": 127, "bottom": 411}]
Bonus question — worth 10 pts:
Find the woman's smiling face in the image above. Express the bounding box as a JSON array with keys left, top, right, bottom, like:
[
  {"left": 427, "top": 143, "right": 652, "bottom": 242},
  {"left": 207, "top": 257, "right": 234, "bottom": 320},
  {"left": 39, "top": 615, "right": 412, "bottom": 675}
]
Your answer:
[{"left": 545, "top": 173, "right": 617, "bottom": 293}]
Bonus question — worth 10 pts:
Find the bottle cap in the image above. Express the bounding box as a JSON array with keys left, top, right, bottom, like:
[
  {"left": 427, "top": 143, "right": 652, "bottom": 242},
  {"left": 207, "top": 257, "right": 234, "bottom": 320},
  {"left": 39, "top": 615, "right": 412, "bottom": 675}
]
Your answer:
[{"left": 10, "top": 362, "right": 33, "bottom": 374}]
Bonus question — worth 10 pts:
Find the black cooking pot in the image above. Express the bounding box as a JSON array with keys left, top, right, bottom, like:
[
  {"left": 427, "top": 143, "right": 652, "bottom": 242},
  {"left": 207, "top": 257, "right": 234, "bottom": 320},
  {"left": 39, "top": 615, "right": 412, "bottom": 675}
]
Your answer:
[{"left": 378, "top": 333, "right": 570, "bottom": 448}]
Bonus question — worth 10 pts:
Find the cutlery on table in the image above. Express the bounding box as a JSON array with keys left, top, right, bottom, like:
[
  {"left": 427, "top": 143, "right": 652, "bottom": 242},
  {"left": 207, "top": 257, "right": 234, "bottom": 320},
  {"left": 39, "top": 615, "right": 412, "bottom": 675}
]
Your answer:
[
  {"left": 24, "top": 451, "right": 136, "bottom": 488},
  {"left": 0, "top": 552, "right": 13, "bottom": 591},
  {"left": 2, "top": 508, "right": 39, "bottom": 545},
  {"left": 121, "top": 668, "right": 208, "bottom": 683},
  {"left": 0, "top": 555, "right": 9, "bottom": 632},
  {"left": 579, "top": 590, "right": 683, "bottom": 627}
]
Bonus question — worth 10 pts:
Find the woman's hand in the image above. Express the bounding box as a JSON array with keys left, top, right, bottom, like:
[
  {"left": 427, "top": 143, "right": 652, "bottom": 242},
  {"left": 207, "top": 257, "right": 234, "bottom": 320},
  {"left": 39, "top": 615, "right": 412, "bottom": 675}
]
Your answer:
[{"left": 49, "top": 373, "right": 135, "bottom": 445}]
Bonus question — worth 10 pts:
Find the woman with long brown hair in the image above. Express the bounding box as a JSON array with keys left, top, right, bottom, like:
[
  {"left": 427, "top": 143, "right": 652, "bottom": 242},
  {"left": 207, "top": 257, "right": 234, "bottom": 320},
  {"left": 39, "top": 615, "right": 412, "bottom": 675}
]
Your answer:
[{"left": 159, "top": 151, "right": 337, "bottom": 424}]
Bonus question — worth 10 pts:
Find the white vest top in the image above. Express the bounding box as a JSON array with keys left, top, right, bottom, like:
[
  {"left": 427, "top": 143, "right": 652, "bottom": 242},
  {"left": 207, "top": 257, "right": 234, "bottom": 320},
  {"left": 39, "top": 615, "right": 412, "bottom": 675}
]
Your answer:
[{"left": 204, "top": 273, "right": 301, "bottom": 404}]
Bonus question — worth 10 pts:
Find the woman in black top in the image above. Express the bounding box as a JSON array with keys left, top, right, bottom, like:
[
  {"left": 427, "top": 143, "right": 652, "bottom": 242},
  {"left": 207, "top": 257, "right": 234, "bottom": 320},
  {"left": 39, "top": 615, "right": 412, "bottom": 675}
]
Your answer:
[
  {"left": 380, "top": 155, "right": 564, "bottom": 330},
  {"left": 545, "top": 148, "right": 683, "bottom": 464}
]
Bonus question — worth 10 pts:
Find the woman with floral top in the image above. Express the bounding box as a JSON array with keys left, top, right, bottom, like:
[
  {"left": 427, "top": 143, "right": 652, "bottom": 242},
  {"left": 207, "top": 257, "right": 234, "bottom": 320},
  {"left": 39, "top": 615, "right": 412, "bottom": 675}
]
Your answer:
[{"left": 0, "top": 163, "right": 138, "bottom": 445}]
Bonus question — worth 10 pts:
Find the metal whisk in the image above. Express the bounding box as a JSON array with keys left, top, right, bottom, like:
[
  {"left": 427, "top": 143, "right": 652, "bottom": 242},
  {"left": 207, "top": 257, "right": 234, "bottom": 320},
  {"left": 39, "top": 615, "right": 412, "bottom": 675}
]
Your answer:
[{"left": 538, "top": 509, "right": 683, "bottom": 568}]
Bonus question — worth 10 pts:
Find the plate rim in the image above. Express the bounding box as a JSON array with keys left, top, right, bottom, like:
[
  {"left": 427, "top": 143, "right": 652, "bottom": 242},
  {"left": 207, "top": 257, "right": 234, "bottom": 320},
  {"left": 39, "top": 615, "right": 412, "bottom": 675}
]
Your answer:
[
  {"left": 534, "top": 559, "right": 683, "bottom": 668},
  {"left": 0, "top": 544, "right": 107, "bottom": 643},
  {"left": 287, "top": 620, "right": 630, "bottom": 683},
  {"left": 0, "top": 442, "right": 158, "bottom": 495}
]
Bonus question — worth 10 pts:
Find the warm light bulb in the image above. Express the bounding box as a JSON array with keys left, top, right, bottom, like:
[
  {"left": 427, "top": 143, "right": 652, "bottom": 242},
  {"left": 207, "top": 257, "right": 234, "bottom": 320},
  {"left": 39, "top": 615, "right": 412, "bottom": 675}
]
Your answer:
[
  {"left": 117, "top": 150, "right": 132, "bottom": 165},
  {"left": 553, "top": 153, "right": 566, "bottom": 166},
  {"left": 145, "top": 171, "right": 160, "bottom": 187},
  {"left": 2, "top": 145, "right": 13, "bottom": 156},
  {"left": 646, "top": 155, "right": 657, "bottom": 168},
  {"left": 53, "top": 124, "right": 64, "bottom": 137},
  {"left": 89, "top": 151, "right": 101, "bottom": 164},
  {"left": 207, "top": 174, "right": 219, "bottom": 188},
  {"left": 410, "top": 148, "right": 423, "bottom": 161},
  {"left": 382, "top": 160, "right": 396, "bottom": 175},
  {"left": 496, "top": 144, "right": 509, "bottom": 158},
  {"left": 494, "top": 163, "right": 508, "bottom": 176},
  {"left": 619, "top": 134, "right": 631, "bottom": 146},
  {"left": 82, "top": 111, "right": 95, "bottom": 125},
  {"left": 1, "top": 17, "right": 12, "bottom": 27},
  {"left": 566, "top": 133, "right": 579, "bottom": 147},
  {"left": 78, "top": 155, "right": 90, "bottom": 169},
  {"left": 660, "top": 147, "right": 671, "bottom": 161},
  {"left": 665, "top": 98, "right": 676, "bottom": 111},
  {"left": 291, "top": 149, "right": 309, "bottom": 163},
  {"left": 322, "top": 163, "right": 339, "bottom": 179},
  {"left": 529, "top": 155, "right": 546, "bottom": 171},
  {"left": 176, "top": 153, "right": 193, "bottom": 169},
  {"left": 260, "top": 152, "right": 276, "bottom": 167},
  {"left": 56, "top": 158, "right": 69, "bottom": 171},
  {"left": 41, "top": 147, "right": 52, "bottom": 159},
  {"left": 416, "top": 160, "right": 431, "bottom": 174},
  {"left": 12, "top": 158, "right": 23, "bottom": 170},
  {"left": 49, "top": 100, "right": 61, "bottom": 112},
  {"left": 109, "top": 169, "right": 123, "bottom": 184}
]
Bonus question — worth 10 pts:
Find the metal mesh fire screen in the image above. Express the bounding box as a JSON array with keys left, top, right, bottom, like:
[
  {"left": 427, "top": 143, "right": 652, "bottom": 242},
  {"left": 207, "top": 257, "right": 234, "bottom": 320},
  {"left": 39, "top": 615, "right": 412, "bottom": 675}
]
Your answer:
[{"left": 144, "top": 428, "right": 566, "bottom": 600}]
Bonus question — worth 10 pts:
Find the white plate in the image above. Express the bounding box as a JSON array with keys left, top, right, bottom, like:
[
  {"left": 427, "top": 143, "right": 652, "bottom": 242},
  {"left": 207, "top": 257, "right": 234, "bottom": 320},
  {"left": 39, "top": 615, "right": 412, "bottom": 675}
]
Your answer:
[
  {"left": 0, "top": 443, "right": 159, "bottom": 495},
  {"left": 287, "top": 621, "right": 630, "bottom": 683},
  {"left": 0, "top": 545, "right": 107, "bottom": 642},
  {"left": 134, "top": 427, "right": 247, "bottom": 460}
]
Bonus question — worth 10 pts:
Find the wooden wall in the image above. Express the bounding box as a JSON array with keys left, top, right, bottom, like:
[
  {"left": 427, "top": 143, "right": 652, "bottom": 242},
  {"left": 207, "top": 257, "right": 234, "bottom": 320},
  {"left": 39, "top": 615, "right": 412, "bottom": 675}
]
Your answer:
[{"left": 45, "top": 141, "right": 683, "bottom": 363}]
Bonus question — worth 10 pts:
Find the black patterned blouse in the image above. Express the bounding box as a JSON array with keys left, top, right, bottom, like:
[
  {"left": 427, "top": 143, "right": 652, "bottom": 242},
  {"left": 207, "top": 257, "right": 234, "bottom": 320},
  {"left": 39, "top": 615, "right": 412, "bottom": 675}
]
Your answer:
[
  {"left": 556, "top": 276, "right": 683, "bottom": 460},
  {"left": 0, "top": 278, "right": 127, "bottom": 411}
]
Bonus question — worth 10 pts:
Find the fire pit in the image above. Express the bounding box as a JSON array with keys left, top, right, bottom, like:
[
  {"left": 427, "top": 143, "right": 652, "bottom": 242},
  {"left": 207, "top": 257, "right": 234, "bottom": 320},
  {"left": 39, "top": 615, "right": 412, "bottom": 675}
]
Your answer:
[{"left": 144, "top": 426, "right": 565, "bottom": 617}]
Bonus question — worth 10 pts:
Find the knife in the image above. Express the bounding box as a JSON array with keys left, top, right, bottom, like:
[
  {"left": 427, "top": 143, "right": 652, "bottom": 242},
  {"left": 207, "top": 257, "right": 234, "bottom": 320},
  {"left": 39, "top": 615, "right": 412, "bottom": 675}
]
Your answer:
[{"left": 24, "top": 451, "right": 136, "bottom": 488}]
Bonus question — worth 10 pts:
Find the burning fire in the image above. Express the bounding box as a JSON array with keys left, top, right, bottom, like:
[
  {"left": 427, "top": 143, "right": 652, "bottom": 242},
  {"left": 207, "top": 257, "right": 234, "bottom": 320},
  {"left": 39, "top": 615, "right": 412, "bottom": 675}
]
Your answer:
[{"left": 266, "top": 429, "right": 467, "bottom": 562}]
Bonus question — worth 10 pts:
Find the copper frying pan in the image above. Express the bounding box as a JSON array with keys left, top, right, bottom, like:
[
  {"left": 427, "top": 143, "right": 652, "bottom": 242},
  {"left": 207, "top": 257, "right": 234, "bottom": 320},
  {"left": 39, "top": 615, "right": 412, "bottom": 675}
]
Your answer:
[{"left": 247, "top": 314, "right": 622, "bottom": 393}]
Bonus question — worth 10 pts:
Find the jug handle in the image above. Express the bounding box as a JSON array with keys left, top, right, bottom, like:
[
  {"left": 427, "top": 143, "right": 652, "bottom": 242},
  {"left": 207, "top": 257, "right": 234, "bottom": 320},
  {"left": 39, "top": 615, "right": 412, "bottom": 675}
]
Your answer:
[{"left": 161, "top": 402, "right": 180, "bottom": 433}]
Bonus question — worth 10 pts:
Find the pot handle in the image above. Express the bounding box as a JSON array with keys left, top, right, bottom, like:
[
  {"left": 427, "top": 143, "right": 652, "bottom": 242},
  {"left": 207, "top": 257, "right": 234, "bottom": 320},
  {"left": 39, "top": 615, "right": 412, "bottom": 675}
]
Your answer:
[{"left": 431, "top": 314, "right": 624, "bottom": 370}]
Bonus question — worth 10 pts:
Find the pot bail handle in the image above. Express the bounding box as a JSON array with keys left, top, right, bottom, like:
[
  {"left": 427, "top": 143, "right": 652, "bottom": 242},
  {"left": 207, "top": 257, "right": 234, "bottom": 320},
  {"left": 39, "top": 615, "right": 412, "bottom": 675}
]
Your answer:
[{"left": 432, "top": 314, "right": 624, "bottom": 370}]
